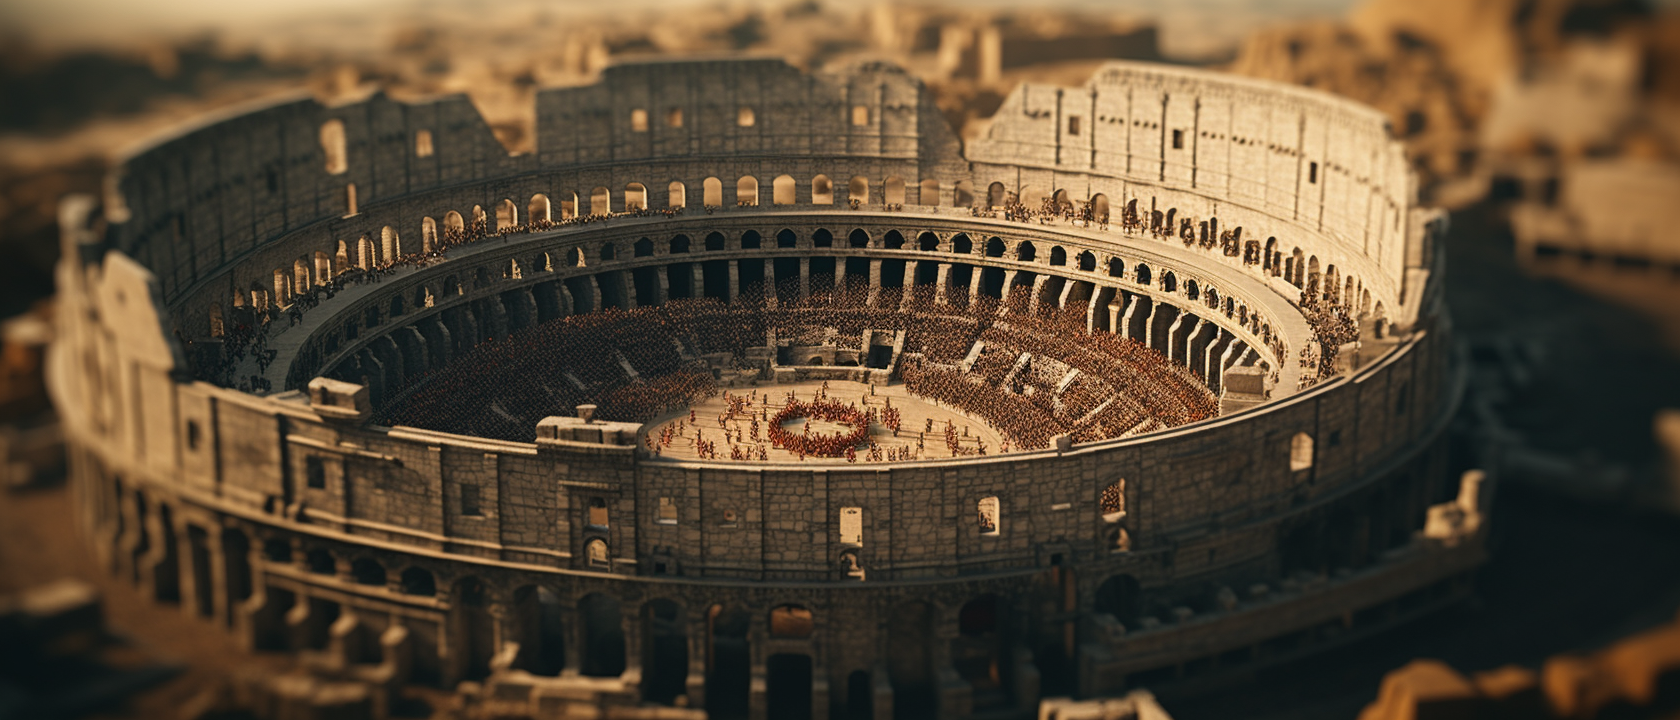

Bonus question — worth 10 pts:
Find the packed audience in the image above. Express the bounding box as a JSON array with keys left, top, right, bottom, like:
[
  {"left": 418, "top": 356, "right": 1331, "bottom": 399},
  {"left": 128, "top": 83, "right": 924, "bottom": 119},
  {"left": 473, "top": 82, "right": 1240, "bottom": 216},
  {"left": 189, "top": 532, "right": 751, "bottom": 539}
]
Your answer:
[{"left": 378, "top": 285, "right": 1219, "bottom": 451}]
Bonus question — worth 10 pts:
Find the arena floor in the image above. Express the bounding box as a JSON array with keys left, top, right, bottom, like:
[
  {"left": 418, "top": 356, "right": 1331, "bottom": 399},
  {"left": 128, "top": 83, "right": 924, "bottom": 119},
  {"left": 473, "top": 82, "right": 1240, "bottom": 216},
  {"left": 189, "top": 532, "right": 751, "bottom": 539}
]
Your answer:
[{"left": 642, "top": 379, "right": 1010, "bottom": 463}]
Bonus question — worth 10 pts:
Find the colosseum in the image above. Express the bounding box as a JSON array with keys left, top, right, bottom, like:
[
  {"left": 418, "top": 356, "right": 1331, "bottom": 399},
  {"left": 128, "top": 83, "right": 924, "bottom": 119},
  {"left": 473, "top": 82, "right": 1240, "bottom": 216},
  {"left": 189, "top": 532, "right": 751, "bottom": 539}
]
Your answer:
[{"left": 49, "top": 57, "right": 1484, "bottom": 719}]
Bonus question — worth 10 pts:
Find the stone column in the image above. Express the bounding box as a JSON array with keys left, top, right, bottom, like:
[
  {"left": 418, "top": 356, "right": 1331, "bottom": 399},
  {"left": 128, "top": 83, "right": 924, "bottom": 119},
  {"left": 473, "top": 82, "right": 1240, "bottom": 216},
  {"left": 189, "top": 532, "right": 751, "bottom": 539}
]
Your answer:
[
  {"left": 931, "top": 612, "right": 972, "bottom": 720},
  {"left": 590, "top": 276, "right": 604, "bottom": 314},
  {"left": 625, "top": 271, "right": 640, "bottom": 309},
  {"left": 934, "top": 263, "right": 951, "bottom": 305},
  {"left": 800, "top": 258, "right": 811, "bottom": 299},
  {"left": 619, "top": 602, "right": 644, "bottom": 698},
  {"left": 1029, "top": 275, "right": 1049, "bottom": 313},
  {"left": 902, "top": 261, "right": 920, "bottom": 310},
  {"left": 728, "top": 261, "right": 740, "bottom": 303},
  {"left": 1166, "top": 315, "right": 1190, "bottom": 363},
  {"left": 559, "top": 284, "right": 575, "bottom": 316},
  {"left": 765, "top": 260, "right": 779, "bottom": 307},
  {"left": 658, "top": 267, "right": 671, "bottom": 304},
  {"left": 748, "top": 620, "right": 769, "bottom": 720},
  {"left": 998, "top": 270, "right": 1019, "bottom": 310},
  {"left": 685, "top": 619, "right": 708, "bottom": 710},
  {"left": 1142, "top": 302, "right": 1161, "bottom": 350},
  {"left": 560, "top": 603, "right": 584, "bottom": 677},
  {"left": 691, "top": 263, "right": 704, "bottom": 301},
  {"left": 867, "top": 260, "right": 883, "bottom": 306},
  {"left": 1086, "top": 289, "right": 1102, "bottom": 333}
]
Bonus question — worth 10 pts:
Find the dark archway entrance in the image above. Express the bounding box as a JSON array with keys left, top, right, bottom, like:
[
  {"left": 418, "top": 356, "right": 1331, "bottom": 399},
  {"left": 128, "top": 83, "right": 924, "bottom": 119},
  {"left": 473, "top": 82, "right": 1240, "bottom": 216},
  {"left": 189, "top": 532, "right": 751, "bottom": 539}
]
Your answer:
[
  {"left": 766, "top": 653, "right": 814, "bottom": 720},
  {"left": 707, "top": 606, "right": 751, "bottom": 720}
]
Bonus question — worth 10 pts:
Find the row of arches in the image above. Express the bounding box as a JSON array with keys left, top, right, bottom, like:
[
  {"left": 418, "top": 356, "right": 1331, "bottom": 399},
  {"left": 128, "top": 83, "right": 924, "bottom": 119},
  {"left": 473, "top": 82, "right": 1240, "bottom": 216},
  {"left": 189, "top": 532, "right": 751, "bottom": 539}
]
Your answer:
[{"left": 488, "top": 174, "right": 939, "bottom": 221}]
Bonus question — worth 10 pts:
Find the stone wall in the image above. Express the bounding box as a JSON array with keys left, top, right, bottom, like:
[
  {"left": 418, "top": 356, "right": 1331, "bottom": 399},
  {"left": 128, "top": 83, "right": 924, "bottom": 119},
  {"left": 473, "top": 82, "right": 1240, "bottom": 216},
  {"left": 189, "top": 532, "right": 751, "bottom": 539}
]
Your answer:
[{"left": 46, "top": 58, "right": 1478, "bottom": 720}]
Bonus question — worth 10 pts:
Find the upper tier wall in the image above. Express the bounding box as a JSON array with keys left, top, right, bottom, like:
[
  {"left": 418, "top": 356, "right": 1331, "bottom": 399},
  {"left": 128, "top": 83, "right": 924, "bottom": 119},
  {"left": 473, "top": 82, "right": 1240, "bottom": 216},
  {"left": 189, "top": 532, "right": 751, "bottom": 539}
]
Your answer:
[
  {"left": 102, "top": 58, "right": 1428, "bottom": 326},
  {"left": 106, "top": 58, "right": 970, "bottom": 309},
  {"left": 968, "top": 62, "right": 1419, "bottom": 313}
]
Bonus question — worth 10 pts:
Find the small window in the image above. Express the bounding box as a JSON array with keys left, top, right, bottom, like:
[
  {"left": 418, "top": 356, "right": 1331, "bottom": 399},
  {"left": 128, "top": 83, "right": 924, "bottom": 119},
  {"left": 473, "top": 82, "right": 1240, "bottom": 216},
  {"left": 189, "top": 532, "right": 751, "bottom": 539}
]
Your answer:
[
  {"left": 1172, "top": 129, "right": 1184, "bottom": 149},
  {"left": 1309, "top": 161, "right": 1319, "bottom": 184},
  {"left": 977, "top": 496, "right": 1000, "bottom": 536},
  {"left": 306, "top": 456, "right": 326, "bottom": 489},
  {"left": 415, "top": 129, "right": 433, "bottom": 157},
  {"left": 1067, "top": 116, "right": 1081, "bottom": 136},
  {"left": 344, "top": 183, "right": 358, "bottom": 217},
  {"left": 1100, "top": 480, "right": 1125, "bottom": 522},
  {"left": 461, "top": 484, "right": 481, "bottom": 516},
  {"left": 186, "top": 420, "right": 201, "bottom": 451},
  {"left": 667, "top": 108, "right": 683, "bottom": 128},
  {"left": 840, "top": 507, "right": 863, "bottom": 546},
  {"left": 264, "top": 539, "right": 292, "bottom": 563},
  {"left": 586, "top": 538, "right": 609, "bottom": 567},
  {"left": 1329, "top": 430, "right": 1342, "bottom": 447},
  {"left": 770, "top": 605, "right": 814, "bottom": 638},
  {"left": 657, "top": 496, "right": 678, "bottom": 525},
  {"left": 587, "top": 497, "right": 609, "bottom": 528},
  {"left": 1290, "top": 432, "right": 1314, "bottom": 472},
  {"left": 737, "top": 106, "right": 755, "bottom": 127},
  {"left": 852, "top": 105, "right": 869, "bottom": 126},
  {"left": 320, "top": 119, "right": 347, "bottom": 174},
  {"left": 721, "top": 509, "right": 738, "bottom": 526},
  {"left": 631, "top": 108, "right": 648, "bottom": 132}
]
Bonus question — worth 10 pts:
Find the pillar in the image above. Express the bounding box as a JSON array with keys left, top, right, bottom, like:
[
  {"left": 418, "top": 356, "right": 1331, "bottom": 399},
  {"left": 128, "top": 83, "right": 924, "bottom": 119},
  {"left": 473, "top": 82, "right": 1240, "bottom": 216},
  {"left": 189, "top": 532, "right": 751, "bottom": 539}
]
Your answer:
[
  {"left": 998, "top": 270, "right": 1019, "bottom": 311},
  {"left": 931, "top": 613, "right": 972, "bottom": 720},
  {"left": 935, "top": 263, "right": 951, "bottom": 305},
  {"left": 901, "top": 260, "right": 919, "bottom": 311},
  {"left": 1166, "top": 315, "right": 1191, "bottom": 364},
  {"left": 867, "top": 260, "right": 883, "bottom": 306},
  {"left": 728, "top": 260, "right": 740, "bottom": 302},
  {"left": 799, "top": 258, "right": 810, "bottom": 299}
]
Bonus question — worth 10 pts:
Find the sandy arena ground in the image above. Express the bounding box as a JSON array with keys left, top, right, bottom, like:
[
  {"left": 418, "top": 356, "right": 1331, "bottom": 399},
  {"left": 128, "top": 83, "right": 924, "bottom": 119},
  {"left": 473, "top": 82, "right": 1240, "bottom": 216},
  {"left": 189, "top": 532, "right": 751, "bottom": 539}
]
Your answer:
[{"left": 643, "top": 379, "right": 1011, "bottom": 463}]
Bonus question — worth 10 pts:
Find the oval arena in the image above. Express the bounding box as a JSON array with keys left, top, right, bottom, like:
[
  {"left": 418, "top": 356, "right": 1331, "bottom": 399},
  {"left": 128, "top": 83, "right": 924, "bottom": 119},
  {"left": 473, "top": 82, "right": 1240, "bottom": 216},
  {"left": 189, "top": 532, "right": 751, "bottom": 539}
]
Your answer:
[{"left": 51, "top": 58, "right": 1484, "bottom": 719}]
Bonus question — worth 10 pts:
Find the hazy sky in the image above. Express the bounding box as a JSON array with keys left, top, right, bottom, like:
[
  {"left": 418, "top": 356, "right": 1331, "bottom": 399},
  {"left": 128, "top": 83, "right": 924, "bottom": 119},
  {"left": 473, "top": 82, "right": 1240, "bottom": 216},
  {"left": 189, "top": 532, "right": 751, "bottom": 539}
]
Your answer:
[{"left": 2, "top": 0, "right": 1364, "bottom": 47}]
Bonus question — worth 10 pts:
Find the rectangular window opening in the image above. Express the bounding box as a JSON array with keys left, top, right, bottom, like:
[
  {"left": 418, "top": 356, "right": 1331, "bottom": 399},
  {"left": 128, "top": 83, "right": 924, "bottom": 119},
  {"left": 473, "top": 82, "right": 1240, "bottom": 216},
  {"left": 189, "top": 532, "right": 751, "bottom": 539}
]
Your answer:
[
  {"left": 977, "top": 496, "right": 1001, "bottom": 536},
  {"left": 461, "top": 484, "right": 481, "bottom": 516},
  {"left": 1068, "top": 116, "right": 1081, "bottom": 136},
  {"left": 415, "top": 129, "right": 433, "bottom": 157},
  {"left": 1172, "top": 129, "right": 1184, "bottom": 149},
  {"left": 667, "top": 108, "right": 683, "bottom": 128},
  {"left": 306, "top": 456, "right": 325, "bottom": 489},
  {"left": 1309, "top": 161, "right": 1319, "bottom": 184},
  {"left": 631, "top": 108, "right": 648, "bottom": 132},
  {"left": 840, "top": 507, "right": 863, "bottom": 546},
  {"left": 657, "top": 496, "right": 678, "bottom": 525}
]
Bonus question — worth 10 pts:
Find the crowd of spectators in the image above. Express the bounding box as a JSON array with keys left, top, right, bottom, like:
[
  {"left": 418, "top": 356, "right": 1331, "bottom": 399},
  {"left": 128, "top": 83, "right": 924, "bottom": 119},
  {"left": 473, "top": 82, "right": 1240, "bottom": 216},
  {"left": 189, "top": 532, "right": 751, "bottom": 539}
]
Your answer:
[{"left": 378, "top": 281, "right": 1218, "bottom": 453}]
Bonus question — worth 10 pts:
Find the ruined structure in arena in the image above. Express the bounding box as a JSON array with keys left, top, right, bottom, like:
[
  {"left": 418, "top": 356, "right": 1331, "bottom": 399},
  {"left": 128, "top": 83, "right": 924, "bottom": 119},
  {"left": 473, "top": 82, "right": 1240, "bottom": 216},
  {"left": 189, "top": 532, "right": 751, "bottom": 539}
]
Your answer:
[{"left": 50, "top": 57, "right": 1484, "bottom": 719}]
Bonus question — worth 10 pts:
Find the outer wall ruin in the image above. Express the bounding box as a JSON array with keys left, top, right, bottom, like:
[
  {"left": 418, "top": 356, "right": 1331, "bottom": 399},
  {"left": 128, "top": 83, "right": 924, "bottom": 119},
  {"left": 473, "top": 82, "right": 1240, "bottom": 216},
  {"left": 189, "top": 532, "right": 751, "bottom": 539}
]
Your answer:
[{"left": 52, "top": 58, "right": 1480, "bottom": 719}]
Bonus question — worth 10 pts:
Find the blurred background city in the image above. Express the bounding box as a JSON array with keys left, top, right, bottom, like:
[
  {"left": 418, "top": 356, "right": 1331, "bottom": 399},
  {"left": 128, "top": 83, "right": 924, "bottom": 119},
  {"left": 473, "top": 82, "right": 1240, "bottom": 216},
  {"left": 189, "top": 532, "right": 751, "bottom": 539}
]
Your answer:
[{"left": 2, "top": 0, "right": 1680, "bottom": 718}]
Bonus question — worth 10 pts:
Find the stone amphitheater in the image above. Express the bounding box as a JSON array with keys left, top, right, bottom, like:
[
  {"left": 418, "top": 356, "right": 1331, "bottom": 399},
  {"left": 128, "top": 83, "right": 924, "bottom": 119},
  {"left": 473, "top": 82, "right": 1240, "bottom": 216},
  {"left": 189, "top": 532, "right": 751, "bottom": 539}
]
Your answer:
[{"left": 49, "top": 57, "right": 1487, "bottom": 719}]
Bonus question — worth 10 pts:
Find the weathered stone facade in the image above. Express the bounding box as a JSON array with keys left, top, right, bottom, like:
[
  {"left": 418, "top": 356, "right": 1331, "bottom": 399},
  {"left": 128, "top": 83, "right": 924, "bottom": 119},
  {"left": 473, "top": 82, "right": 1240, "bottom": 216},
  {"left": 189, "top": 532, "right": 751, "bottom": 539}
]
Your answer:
[{"left": 51, "top": 58, "right": 1480, "bottom": 720}]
